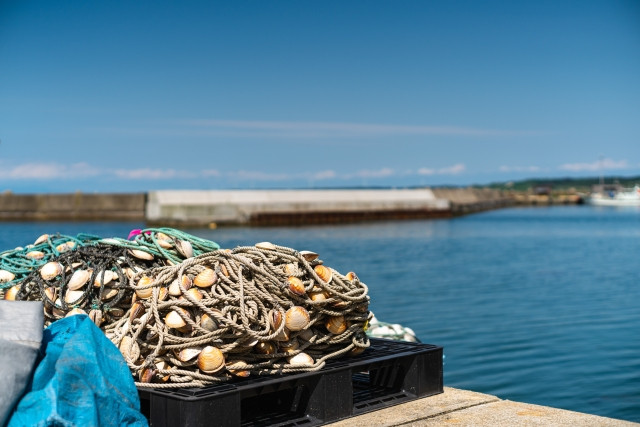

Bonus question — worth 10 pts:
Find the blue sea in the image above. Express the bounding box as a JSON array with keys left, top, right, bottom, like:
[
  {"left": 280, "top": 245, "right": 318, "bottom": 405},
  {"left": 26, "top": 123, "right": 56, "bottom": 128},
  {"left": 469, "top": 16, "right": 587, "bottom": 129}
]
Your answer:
[{"left": 1, "top": 205, "right": 638, "bottom": 422}]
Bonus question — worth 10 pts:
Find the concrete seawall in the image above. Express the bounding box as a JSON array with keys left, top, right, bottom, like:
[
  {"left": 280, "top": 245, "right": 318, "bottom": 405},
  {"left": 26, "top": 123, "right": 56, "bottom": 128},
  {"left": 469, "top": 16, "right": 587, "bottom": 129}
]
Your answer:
[
  {"left": 0, "top": 188, "right": 515, "bottom": 225},
  {"left": 0, "top": 193, "right": 145, "bottom": 222}
]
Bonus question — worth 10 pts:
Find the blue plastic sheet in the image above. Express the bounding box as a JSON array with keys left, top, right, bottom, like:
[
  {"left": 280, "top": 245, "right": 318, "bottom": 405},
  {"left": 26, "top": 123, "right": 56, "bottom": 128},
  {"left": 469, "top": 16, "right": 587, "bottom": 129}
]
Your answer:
[{"left": 8, "top": 315, "right": 147, "bottom": 427}]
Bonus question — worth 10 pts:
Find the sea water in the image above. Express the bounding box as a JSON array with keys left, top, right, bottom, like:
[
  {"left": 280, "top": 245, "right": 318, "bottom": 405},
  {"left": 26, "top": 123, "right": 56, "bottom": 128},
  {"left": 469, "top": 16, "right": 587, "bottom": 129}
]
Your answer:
[{"left": 1, "top": 205, "right": 638, "bottom": 422}]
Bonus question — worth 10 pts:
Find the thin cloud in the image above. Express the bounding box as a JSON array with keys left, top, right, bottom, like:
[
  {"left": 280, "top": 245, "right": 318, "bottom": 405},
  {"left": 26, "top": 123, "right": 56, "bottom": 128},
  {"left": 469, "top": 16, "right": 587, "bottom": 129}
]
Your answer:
[
  {"left": 112, "top": 168, "right": 197, "bottom": 180},
  {"left": 311, "top": 170, "right": 337, "bottom": 180},
  {"left": 418, "top": 163, "right": 466, "bottom": 175},
  {"left": 174, "top": 119, "right": 540, "bottom": 138},
  {"left": 559, "top": 158, "right": 629, "bottom": 172},
  {"left": 499, "top": 165, "right": 541, "bottom": 173},
  {"left": 349, "top": 168, "right": 395, "bottom": 179},
  {"left": 227, "top": 170, "right": 291, "bottom": 181},
  {"left": 0, "top": 162, "right": 100, "bottom": 180}
]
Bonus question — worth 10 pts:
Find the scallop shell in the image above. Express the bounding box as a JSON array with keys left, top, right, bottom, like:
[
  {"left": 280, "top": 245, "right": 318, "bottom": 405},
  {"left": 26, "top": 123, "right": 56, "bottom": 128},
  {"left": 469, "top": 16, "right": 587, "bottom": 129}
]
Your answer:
[
  {"left": 299, "top": 250, "right": 319, "bottom": 261},
  {"left": 135, "top": 276, "right": 154, "bottom": 299},
  {"left": 129, "top": 249, "right": 154, "bottom": 261},
  {"left": 283, "top": 263, "right": 299, "bottom": 276},
  {"left": 51, "top": 298, "right": 65, "bottom": 318},
  {"left": 65, "top": 308, "right": 87, "bottom": 317},
  {"left": 269, "top": 309, "right": 283, "bottom": 330},
  {"left": 176, "top": 347, "right": 203, "bottom": 362},
  {"left": 169, "top": 275, "right": 192, "bottom": 296},
  {"left": 285, "top": 306, "right": 310, "bottom": 331},
  {"left": 56, "top": 241, "right": 76, "bottom": 253},
  {"left": 197, "top": 346, "right": 225, "bottom": 374},
  {"left": 345, "top": 271, "right": 358, "bottom": 281},
  {"left": 325, "top": 315, "right": 347, "bottom": 334},
  {"left": 349, "top": 346, "right": 366, "bottom": 356},
  {"left": 40, "top": 262, "right": 63, "bottom": 281},
  {"left": 254, "top": 341, "right": 276, "bottom": 355},
  {"left": 94, "top": 270, "right": 116, "bottom": 287},
  {"left": 0, "top": 270, "right": 16, "bottom": 283},
  {"left": 4, "top": 285, "right": 19, "bottom": 301},
  {"left": 64, "top": 289, "right": 85, "bottom": 305},
  {"left": 158, "top": 287, "right": 169, "bottom": 301},
  {"left": 199, "top": 313, "right": 218, "bottom": 332},
  {"left": 314, "top": 265, "right": 332, "bottom": 283},
  {"left": 139, "top": 367, "right": 156, "bottom": 383},
  {"left": 26, "top": 250, "right": 45, "bottom": 260},
  {"left": 155, "top": 232, "right": 173, "bottom": 249},
  {"left": 194, "top": 268, "right": 217, "bottom": 288},
  {"left": 89, "top": 309, "right": 103, "bottom": 326},
  {"left": 67, "top": 269, "right": 91, "bottom": 291},
  {"left": 44, "top": 286, "right": 57, "bottom": 303},
  {"left": 181, "top": 287, "right": 203, "bottom": 302},
  {"left": 255, "top": 241, "right": 276, "bottom": 250},
  {"left": 129, "top": 302, "right": 145, "bottom": 323},
  {"left": 34, "top": 234, "right": 49, "bottom": 246},
  {"left": 119, "top": 336, "right": 140, "bottom": 361},
  {"left": 308, "top": 286, "right": 328, "bottom": 302},
  {"left": 175, "top": 240, "right": 194, "bottom": 258},
  {"left": 287, "top": 352, "right": 314, "bottom": 367},
  {"left": 165, "top": 308, "right": 190, "bottom": 329},
  {"left": 287, "top": 277, "right": 305, "bottom": 296}
]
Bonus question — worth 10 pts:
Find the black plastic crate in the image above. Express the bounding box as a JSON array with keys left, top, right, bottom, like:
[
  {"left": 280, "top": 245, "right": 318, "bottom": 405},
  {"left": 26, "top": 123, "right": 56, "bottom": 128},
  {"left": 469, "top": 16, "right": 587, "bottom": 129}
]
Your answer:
[{"left": 138, "top": 338, "right": 443, "bottom": 427}]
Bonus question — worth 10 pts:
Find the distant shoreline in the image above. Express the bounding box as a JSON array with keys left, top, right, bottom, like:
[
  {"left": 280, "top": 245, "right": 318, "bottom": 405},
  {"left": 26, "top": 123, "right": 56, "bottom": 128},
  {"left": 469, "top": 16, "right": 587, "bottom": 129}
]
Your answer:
[{"left": 0, "top": 188, "right": 585, "bottom": 227}]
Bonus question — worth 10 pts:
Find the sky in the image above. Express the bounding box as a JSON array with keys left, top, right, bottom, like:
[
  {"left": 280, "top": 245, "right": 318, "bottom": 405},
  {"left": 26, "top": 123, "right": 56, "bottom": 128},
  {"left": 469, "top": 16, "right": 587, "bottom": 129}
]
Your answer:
[{"left": 1, "top": 0, "right": 639, "bottom": 193}]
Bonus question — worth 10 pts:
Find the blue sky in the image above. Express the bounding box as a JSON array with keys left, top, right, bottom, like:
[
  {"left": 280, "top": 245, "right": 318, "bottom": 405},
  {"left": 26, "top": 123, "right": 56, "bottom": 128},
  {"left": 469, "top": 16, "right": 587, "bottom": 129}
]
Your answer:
[{"left": 1, "top": 0, "right": 639, "bottom": 193}]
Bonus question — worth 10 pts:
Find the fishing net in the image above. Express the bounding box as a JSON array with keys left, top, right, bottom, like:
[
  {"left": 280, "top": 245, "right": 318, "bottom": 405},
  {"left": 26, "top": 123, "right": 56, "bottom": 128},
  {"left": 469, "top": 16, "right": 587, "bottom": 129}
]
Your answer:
[
  {"left": 0, "top": 233, "right": 100, "bottom": 297},
  {"left": 3, "top": 229, "right": 370, "bottom": 388},
  {"left": 111, "top": 242, "right": 370, "bottom": 388}
]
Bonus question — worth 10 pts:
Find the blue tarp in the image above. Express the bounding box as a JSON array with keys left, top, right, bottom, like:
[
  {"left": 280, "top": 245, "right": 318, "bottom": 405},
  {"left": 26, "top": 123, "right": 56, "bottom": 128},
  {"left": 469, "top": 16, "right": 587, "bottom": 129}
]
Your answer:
[{"left": 7, "top": 315, "right": 148, "bottom": 427}]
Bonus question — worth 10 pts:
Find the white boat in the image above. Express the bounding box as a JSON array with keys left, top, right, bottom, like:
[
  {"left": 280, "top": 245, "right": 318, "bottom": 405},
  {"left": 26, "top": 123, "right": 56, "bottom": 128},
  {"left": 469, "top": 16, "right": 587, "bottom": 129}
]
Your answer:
[{"left": 588, "top": 185, "right": 640, "bottom": 206}]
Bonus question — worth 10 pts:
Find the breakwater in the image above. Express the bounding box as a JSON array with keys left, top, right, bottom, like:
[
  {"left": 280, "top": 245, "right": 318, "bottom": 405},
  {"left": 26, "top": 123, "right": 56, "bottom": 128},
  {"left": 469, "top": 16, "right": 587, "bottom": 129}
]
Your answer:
[
  {"left": 0, "top": 188, "right": 515, "bottom": 226},
  {"left": 0, "top": 192, "right": 145, "bottom": 222}
]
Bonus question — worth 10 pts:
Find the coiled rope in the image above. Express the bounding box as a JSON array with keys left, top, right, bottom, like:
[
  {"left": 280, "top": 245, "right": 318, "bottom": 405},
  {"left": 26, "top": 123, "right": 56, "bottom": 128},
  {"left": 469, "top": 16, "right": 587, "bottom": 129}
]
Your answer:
[{"left": 110, "top": 242, "right": 371, "bottom": 388}]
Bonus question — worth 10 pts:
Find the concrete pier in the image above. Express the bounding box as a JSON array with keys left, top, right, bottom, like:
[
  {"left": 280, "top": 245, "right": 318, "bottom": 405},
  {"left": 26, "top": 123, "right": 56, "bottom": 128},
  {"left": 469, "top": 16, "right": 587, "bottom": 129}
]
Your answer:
[
  {"left": 328, "top": 387, "right": 637, "bottom": 426},
  {"left": 146, "top": 189, "right": 453, "bottom": 226},
  {"left": 0, "top": 188, "right": 517, "bottom": 225}
]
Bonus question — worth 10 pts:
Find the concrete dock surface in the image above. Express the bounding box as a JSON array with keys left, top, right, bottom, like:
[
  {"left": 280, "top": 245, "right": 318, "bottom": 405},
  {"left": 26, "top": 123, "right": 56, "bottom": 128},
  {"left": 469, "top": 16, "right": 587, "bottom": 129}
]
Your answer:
[{"left": 328, "top": 387, "right": 638, "bottom": 426}]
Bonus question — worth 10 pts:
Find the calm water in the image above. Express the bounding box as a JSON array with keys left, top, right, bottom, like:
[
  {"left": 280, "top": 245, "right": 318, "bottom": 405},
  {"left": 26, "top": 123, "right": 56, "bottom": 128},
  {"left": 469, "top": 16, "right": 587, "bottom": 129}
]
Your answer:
[{"left": 1, "top": 205, "right": 638, "bottom": 422}]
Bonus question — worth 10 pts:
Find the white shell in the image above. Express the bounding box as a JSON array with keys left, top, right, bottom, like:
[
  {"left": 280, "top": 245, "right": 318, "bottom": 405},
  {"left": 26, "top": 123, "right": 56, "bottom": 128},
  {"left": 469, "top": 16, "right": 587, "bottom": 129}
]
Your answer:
[
  {"left": 119, "top": 336, "right": 140, "bottom": 361},
  {"left": 0, "top": 270, "right": 16, "bottom": 283},
  {"left": 40, "top": 262, "right": 63, "bottom": 281},
  {"left": 285, "top": 306, "right": 310, "bottom": 331},
  {"left": 4, "top": 285, "right": 20, "bottom": 301},
  {"left": 287, "top": 352, "right": 314, "bottom": 367},
  {"left": 65, "top": 289, "right": 85, "bottom": 304},
  {"left": 175, "top": 240, "right": 194, "bottom": 258},
  {"left": 255, "top": 241, "right": 276, "bottom": 250},
  {"left": 65, "top": 308, "right": 87, "bottom": 317},
  {"left": 299, "top": 250, "right": 319, "bottom": 261},
  {"left": 176, "top": 347, "right": 203, "bottom": 362},
  {"left": 94, "top": 270, "right": 116, "bottom": 287},
  {"left": 197, "top": 346, "right": 225, "bottom": 373},
  {"left": 34, "top": 234, "right": 49, "bottom": 245},
  {"left": 67, "top": 269, "right": 91, "bottom": 291},
  {"left": 26, "top": 250, "right": 45, "bottom": 260},
  {"left": 129, "top": 249, "right": 154, "bottom": 260}
]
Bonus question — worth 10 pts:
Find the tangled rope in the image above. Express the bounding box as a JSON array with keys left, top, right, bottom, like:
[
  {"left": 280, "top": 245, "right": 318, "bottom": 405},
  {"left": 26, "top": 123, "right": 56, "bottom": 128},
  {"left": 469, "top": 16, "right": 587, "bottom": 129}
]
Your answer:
[
  {"left": 12, "top": 243, "right": 165, "bottom": 327},
  {"left": 109, "top": 242, "right": 370, "bottom": 388},
  {"left": 0, "top": 233, "right": 100, "bottom": 294},
  {"left": 99, "top": 227, "right": 220, "bottom": 265}
]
